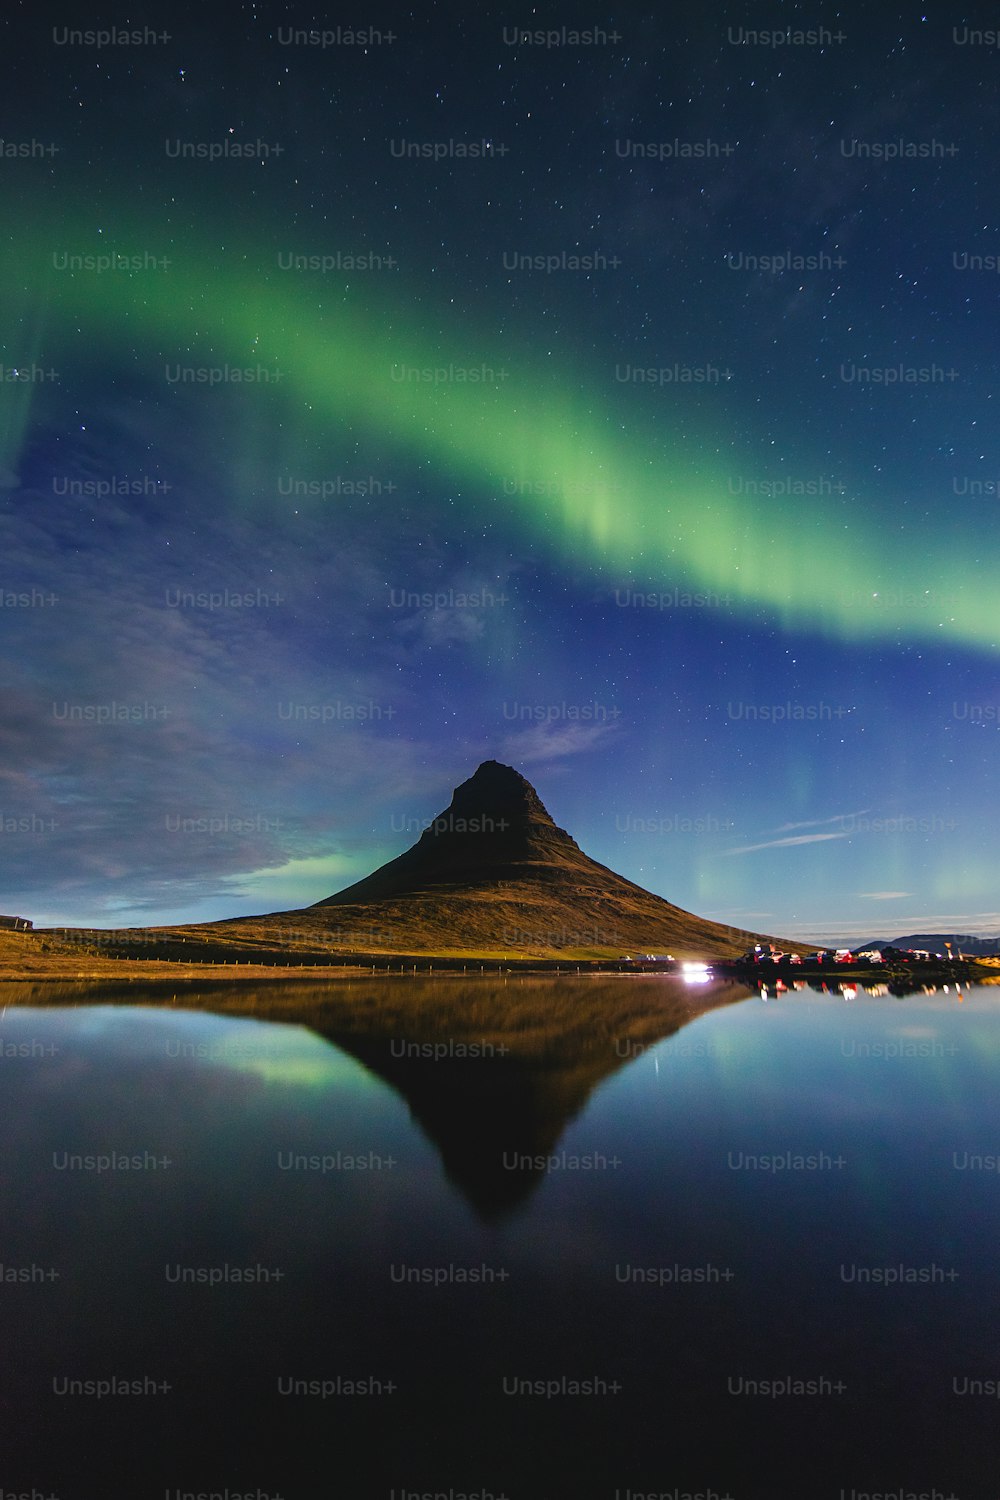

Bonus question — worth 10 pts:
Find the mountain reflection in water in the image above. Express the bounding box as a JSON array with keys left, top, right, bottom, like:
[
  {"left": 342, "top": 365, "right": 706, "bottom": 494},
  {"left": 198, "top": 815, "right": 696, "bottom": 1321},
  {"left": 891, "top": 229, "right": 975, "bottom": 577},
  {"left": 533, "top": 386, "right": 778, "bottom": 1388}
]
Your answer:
[{"left": 7, "top": 973, "right": 750, "bottom": 1219}]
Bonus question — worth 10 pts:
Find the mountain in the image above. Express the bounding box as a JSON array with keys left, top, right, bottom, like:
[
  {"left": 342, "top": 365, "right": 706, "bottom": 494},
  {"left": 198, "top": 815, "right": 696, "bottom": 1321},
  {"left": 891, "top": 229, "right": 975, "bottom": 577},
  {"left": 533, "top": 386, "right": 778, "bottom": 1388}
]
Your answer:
[
  {"left": 860, "top": 933, "right": 1000, "bottom": 957},
  {"left": 228, "top": 973, "right": 751, "bottom": 1219},
  {"left": 7, "top": 973, "right": 748, "bottom": 1220},
  {"left": 313, "top": 758, "right": 582, "bottom": 904},
  {"left": 64, "top": 760, "right": 807, "bottom": 960},
  {"left": 282, "top": 759, "right": 801, "bottom": 958}
]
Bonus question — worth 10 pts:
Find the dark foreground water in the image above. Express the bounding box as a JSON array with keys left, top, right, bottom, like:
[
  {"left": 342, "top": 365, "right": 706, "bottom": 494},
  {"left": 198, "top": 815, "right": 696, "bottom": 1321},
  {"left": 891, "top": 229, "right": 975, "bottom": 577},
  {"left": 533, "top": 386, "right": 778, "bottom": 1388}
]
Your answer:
[{"left": 1, "top": 974, "right": 998, "bottom": 1498}]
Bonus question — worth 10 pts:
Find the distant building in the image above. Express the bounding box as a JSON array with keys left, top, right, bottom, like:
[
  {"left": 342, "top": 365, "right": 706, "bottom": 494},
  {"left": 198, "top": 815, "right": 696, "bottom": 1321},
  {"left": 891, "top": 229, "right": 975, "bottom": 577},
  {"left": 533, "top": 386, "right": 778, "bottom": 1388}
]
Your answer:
[{"left": 0, "top": 915, "right": 32, "bottom": 931}]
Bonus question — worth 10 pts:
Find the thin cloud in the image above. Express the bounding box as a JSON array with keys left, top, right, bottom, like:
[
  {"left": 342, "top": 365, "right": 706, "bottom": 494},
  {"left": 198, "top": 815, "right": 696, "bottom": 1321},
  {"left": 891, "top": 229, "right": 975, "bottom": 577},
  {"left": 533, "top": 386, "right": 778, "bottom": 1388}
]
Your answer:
[
  {"left": 724, "top": 832, "right": 850, "bottom": 856},
  {"left": 857, "top": 891, "right": 912, "bottom": 901},
  {"left": 501, "top": 719, "right": 619, "bottom": 765},
  {"left": 0, "top": 426, "right": 454, "bottom": 925},
  {"left": 773, "top": 811, "right": 870, "bottom": 833},
  {"left": 776, "top": 912, "right": 1000, "bottom": 943}
]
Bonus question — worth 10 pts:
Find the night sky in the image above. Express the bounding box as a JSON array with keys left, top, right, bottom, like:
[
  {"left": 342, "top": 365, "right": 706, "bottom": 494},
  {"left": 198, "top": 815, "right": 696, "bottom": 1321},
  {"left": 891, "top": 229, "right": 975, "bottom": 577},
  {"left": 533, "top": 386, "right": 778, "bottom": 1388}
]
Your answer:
[{"left": 1, "top": 2, "right": 997, "bottom": 943}]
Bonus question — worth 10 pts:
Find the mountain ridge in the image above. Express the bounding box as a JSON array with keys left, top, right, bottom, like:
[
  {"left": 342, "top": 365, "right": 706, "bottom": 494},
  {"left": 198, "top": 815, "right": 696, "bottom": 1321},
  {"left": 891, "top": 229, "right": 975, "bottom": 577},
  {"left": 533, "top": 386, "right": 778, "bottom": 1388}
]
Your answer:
[
  {"left": 313, "top": 759, "right": 587, "bottom": 905},
  {"left": 858, "top": 933, "right": 1000, "bottom": 956},
  {"left": 294, "top": 759, "right": 805, "bottom": 957}
]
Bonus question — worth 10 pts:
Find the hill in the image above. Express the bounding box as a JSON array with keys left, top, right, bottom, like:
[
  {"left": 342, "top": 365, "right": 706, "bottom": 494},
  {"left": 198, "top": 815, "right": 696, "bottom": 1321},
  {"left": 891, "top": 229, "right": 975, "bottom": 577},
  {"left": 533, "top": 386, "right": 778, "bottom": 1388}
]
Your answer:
[
  {"left": 859, "top": 933, "right": 1000, "bottom": 957},
  {"left": 113, "top": 759, "right": 808, "bottom": 960}
]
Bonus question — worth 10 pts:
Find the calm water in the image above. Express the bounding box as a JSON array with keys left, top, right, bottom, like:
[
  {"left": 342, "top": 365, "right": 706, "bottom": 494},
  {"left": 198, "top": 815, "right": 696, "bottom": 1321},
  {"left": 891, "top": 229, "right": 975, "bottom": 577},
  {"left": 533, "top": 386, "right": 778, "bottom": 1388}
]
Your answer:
[{"left": 1, "top": 974, "right": 998, "bottom": 1497}]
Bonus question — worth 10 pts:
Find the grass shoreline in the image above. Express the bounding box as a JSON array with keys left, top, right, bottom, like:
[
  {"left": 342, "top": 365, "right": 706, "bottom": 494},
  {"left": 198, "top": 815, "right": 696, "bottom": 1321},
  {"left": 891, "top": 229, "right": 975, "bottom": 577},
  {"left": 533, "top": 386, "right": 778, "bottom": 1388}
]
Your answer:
[{"left": 0, "top": 949, "right": 994, "bottom": 985}]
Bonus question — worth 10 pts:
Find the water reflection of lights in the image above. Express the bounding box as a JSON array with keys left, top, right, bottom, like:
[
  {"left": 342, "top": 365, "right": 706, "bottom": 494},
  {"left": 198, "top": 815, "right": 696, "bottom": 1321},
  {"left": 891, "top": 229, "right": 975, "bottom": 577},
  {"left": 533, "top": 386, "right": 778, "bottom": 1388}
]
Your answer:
[
  {"left": 754, "top": 978, "right": 969, "bottom": 1004},
  {"left": 681, "top": 962, "right": 712, "bottom": 985}
]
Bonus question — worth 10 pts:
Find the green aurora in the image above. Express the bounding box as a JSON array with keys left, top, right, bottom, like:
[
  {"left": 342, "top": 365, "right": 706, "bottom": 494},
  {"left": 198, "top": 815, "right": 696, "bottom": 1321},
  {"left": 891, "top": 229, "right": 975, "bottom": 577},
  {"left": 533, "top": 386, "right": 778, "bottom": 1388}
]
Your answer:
[{"left": 5, "top": 218, "right": 996, "bottom": 653}]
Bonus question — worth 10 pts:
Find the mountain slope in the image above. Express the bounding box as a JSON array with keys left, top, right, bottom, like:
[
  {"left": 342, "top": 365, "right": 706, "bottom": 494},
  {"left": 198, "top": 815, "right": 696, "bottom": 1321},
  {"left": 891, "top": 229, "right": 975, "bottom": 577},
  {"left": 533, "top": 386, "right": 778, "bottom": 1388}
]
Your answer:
[
  {"left": 68, "top": 761, "right": 809, "bottom": 960},
  {"left": 297, "top": 759, "right": 799, "bottom": 957}
]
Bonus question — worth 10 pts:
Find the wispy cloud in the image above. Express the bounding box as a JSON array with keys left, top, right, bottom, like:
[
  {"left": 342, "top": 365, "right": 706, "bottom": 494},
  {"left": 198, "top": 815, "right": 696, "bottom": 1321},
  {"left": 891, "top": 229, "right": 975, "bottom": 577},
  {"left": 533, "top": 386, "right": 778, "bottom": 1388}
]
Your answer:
[
  {"left": 724, "top": 832, "right": 850, "bottom": 856},
  {"left": 390, "top": 572, "right": 512, "bottom": 651},
  {"left": 773, "top": 811, "right": 870, "bottom": 833},
  {"left": 0, "top": 413, "right": 472, "bottom": 925},
  {"left": 776, "top": 912, "right": 1000, "bottom": 943},
  {"left": 500, "top": 719, "right": 620, "bottom": 765},
  {"left": 857, "top": 891, "right": 912, "bottom": 901}
]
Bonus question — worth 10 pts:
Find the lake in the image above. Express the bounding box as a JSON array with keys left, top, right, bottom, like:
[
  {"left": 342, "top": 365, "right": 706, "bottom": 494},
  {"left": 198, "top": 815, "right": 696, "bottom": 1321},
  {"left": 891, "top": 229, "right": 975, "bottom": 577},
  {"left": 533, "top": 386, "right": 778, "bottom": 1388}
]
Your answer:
[{"left": 1, "top": 973, "right": 997, "bottom": 1498}]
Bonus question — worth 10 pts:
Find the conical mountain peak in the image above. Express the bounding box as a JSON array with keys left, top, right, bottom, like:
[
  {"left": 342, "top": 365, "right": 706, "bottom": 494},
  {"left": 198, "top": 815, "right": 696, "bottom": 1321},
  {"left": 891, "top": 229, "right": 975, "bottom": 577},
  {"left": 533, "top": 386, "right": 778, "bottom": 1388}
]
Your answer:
[
  {"left": 314, "top": 760, "right": 581, "bottom": 906},
  {"left": 445, "top": 760, "right": 560, "bottom": 831},
  {"left": 301, "top": 759, "right": 798, "bottom": 960}
]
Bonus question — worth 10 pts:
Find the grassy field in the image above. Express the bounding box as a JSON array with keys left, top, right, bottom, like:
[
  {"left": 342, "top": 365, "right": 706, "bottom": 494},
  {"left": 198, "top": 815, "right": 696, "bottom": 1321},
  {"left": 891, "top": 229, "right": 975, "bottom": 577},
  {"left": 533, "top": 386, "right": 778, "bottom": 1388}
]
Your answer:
[
  {"left": 2, "top": 926, "right": 996, "bottom": 985},
  {"left": 18, "top": 872, "right": 812, "bottom": 970},
  {"left": 0, "top": 930, "right": 373, "bottom": 982}
]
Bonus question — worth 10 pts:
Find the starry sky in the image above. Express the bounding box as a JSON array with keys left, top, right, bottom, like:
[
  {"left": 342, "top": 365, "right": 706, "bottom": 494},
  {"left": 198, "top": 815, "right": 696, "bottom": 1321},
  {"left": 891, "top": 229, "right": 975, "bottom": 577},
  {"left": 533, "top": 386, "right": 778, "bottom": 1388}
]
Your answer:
[{"left": 1, "top": 1, "right": 997, "bottom": 943}]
